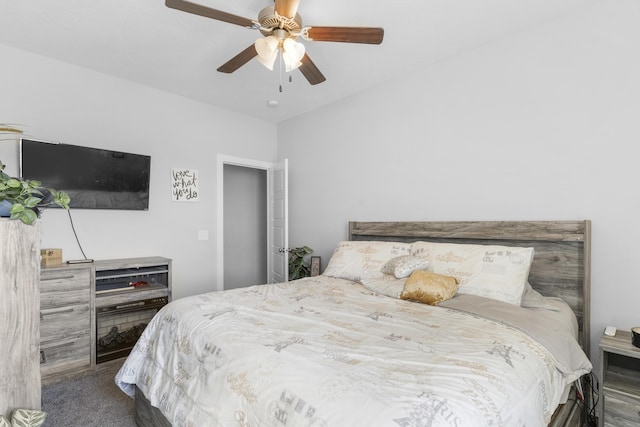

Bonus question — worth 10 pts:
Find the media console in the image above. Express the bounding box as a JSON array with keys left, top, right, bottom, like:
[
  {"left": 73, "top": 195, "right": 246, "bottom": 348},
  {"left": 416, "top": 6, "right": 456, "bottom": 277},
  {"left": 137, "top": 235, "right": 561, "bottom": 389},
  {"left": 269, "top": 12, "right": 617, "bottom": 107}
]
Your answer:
[{"left": 40, "top": 256, "right": 172, "bottom": 385}]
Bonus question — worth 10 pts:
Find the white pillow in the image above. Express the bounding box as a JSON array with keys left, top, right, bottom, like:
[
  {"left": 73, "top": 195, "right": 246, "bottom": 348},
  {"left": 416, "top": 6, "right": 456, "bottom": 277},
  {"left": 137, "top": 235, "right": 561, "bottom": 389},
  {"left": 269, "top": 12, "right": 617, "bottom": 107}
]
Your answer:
[
  {"left": 323, "top": 241, "right": 411, "bottom": 281},
  {"left": 360, "top": 275, "right": 405, "bottom": 298},
  {"left": 410, "top": 241, "right": 534, "bottom": 305},
  {"left": 382, "top": 255, "right": 430, "bottom": 279},
  {"left": 521, "top": 282, "right": 559, "bottom": 311}
]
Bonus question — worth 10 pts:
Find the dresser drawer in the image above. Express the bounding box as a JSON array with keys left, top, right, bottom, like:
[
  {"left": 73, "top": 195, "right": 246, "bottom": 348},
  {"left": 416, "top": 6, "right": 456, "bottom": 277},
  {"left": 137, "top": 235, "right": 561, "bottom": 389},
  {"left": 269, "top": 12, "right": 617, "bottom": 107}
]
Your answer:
[
  {"left": 40, "top": 266, "right": 90, "bottom": 289},
  {"left": 40, "top": 332, "right": 91, "bottom": 377},
  {"left": 604, "top": 391, "right": 640, "bottom": 427},
  {"left": 40, "top": 302, "right": 91, "bottom": 342},
  {"left": 40, "top": 267, "right": 90, "bottom": 308}
]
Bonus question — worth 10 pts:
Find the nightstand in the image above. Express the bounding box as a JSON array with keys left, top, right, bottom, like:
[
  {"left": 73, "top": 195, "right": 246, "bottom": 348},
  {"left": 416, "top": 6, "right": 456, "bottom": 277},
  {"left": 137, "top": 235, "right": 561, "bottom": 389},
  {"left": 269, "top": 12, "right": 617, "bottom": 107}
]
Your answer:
[{"left": 599, "top": 329, "right": 640, "bottom": 427}]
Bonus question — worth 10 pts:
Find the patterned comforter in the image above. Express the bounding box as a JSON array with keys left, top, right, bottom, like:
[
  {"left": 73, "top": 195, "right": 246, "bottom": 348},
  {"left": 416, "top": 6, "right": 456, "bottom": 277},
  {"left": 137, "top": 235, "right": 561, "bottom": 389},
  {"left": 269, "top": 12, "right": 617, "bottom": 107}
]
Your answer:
[{"left": 115, "top": 276, "right": 590, "bottom": 427}]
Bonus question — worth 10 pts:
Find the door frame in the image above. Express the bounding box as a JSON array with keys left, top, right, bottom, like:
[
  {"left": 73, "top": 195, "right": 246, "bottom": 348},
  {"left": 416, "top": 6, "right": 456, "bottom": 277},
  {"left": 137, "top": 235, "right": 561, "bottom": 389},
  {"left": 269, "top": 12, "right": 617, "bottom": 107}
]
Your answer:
[{"left": 217, "top": 154, "right": 276, "bottom": 291}]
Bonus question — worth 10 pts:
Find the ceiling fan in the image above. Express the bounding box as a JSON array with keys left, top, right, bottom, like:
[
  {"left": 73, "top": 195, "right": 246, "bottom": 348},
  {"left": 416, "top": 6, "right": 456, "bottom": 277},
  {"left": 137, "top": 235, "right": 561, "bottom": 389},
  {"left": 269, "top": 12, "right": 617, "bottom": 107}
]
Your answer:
[{"left": 165, "top": 0, "right": 384, "bottom": 85}]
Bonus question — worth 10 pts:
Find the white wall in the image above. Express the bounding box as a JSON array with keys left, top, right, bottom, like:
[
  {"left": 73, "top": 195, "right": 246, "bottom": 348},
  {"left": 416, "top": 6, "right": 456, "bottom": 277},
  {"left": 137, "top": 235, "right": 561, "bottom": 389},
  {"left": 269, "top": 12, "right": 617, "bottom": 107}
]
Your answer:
[
  {"left": 0, "top": 43, "right": 277, "bottom": 299},
  {"left": 278, "top": 0, "right": 640, "bottom": 364}
]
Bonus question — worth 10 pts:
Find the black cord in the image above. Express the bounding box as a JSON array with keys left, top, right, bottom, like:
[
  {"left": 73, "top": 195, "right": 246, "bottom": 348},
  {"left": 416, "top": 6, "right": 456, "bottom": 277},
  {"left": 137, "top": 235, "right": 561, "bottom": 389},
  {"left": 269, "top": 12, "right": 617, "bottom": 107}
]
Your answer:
[
  {"left": 580, "top": 372, "right": 599, "bottom": 427},
  {"left": 67, "top": 209, "right": 88, "bottom": 260}
]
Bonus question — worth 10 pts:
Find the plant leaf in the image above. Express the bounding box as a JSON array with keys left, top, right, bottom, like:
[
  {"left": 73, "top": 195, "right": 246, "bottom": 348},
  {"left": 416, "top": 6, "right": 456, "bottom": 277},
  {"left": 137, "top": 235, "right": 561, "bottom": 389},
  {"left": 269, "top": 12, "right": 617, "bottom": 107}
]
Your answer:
[
  {"left": 22, "top": 197, "right": 41, "bottom": 208},
  {"left": 10, "top": 409, "right": 47, "bottom": 427},
  {"left": 9, "top": 203, "right": 24, "bottom": 214},
  {"left": 53, "top": 190, "right": 71, "bottom": 209},
  {"left": 11, "top": 208, "right": 37, "bottom": 225},
  {"left": 6, "top": 178, "right": 22, "bottom": 188}
]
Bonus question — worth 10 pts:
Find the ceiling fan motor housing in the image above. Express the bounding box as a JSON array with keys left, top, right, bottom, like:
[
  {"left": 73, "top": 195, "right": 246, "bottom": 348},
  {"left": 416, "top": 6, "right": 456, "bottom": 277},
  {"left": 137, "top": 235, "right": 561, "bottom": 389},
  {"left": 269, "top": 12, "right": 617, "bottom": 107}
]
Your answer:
[{"left": 258, "top": 6, "right": 302, "bottom": 38}]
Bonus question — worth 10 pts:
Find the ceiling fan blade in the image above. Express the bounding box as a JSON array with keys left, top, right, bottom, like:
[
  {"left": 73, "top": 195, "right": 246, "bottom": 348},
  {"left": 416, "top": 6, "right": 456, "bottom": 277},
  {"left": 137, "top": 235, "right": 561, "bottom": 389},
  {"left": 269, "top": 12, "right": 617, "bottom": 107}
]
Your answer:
[
  {"left": 298, "top": 54, "right": 326, "bottom": 85},
  {"left": 274, "top": 0, "right": 300, "bottom": 19},
  {"left": 217, "top": 45, "right": 258, "bottom": 73},
  {"left": 305, "top": 27, "right": 384, "bottom": 44},
  {"left": 165, "top": 0, "right": 255, "bottom": 28}
]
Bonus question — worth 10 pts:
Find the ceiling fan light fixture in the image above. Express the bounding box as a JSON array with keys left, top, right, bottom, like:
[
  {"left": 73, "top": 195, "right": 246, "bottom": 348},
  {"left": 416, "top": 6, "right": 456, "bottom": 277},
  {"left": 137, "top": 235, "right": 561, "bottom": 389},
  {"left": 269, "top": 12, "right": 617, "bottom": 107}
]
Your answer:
[
  {"left": 282, "top": 38, "right": 305, "bottom": 72},
  {"left": 256, "top": 50, "right": 277, "bottom": 70},
  {"left": 255, "top": 35, "right": 279, "bottom": 70},
  {"left": 255, "top": 34, "right": 305, "bottom": 73}
]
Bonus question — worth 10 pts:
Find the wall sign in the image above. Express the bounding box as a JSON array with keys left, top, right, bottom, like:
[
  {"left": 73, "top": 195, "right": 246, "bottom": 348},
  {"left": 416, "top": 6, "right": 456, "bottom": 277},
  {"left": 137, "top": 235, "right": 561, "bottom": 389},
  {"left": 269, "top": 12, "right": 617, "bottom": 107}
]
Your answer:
[{"left": 171, "top": 168, "right": 199, "bottom": 202}]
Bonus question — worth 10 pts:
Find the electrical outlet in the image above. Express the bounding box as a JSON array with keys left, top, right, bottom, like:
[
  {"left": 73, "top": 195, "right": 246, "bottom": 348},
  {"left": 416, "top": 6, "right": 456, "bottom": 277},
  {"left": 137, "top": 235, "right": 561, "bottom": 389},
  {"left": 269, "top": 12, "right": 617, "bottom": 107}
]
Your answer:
[{"left": 198, "top": 230, "right": 209, "bottom": 241}]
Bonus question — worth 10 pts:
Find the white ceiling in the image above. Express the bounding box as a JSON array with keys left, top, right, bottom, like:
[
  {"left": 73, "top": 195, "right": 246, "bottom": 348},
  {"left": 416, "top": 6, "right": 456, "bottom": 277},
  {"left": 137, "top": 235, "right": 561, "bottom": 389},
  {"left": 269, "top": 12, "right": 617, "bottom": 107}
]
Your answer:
[{"left": 0, "top": 0, "right": 595, "bottom": 123}]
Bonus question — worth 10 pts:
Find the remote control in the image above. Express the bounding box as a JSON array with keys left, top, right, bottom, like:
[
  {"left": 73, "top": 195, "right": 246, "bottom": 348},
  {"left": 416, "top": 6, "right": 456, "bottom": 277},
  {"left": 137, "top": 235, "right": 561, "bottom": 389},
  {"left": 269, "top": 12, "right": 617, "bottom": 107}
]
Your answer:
[
  {"left": 604, "top": 326, "right": 617, "bottom": 336},
  {"left": 67, "top": 259, "right": 94, "bottom": 264}
]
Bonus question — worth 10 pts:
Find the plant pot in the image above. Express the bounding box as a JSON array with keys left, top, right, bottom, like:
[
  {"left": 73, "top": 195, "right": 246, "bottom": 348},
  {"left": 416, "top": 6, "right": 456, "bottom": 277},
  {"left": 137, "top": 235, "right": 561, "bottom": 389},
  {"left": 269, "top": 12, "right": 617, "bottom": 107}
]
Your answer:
[{"left": 0, "top": 200, "right": 12, "bottom": 217}]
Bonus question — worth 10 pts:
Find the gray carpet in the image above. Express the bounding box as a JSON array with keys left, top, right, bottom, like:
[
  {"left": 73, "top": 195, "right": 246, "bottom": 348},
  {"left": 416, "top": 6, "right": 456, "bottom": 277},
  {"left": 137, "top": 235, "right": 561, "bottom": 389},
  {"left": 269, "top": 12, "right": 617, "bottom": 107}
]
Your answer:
[{"left": 41, "top": 361, "right": 136, "bottom": 427}]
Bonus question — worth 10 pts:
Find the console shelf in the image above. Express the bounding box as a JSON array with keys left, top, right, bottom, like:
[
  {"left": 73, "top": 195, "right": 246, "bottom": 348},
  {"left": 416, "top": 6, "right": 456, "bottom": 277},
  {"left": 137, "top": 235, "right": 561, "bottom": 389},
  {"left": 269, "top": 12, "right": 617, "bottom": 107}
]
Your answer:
[
  {"left": 94, "top": 257, "right": 171, "bottom": 305},
  {"left": 40, "top": 256, "right": 172, "bottom": 385}
]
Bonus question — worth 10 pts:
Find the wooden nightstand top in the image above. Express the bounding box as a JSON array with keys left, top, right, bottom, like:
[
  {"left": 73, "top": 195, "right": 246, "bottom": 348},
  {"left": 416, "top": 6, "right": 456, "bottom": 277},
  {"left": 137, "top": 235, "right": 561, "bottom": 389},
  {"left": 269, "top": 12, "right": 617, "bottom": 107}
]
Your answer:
[{"left": 600, "top": 330, "right": 640, "bottom": 359}]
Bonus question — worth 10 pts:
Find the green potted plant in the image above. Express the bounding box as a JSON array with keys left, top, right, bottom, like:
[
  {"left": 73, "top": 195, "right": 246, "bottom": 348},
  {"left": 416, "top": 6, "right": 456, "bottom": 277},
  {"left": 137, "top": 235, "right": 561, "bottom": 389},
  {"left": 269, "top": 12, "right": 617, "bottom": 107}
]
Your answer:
[
  {"left": 288, "top": 246, "right": 313, "bottom": 280},
  {"left": 0, "top": 159, "right": 71, "bottom": 225}
]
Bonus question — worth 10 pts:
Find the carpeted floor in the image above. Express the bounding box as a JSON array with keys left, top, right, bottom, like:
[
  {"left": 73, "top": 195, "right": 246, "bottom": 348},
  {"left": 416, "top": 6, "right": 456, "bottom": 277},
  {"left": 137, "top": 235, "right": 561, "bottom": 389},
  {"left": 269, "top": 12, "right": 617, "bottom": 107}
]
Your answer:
[{"left": 41, "top": 361, "right": 136, "bottom": 427}]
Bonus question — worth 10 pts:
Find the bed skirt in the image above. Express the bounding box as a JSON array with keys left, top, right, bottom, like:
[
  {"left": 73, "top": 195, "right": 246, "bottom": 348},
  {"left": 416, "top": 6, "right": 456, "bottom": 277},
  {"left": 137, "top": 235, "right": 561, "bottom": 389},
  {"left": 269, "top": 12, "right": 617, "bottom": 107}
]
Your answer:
[{"left": 134, "top": 386, "right": 171, "bottom": 427}]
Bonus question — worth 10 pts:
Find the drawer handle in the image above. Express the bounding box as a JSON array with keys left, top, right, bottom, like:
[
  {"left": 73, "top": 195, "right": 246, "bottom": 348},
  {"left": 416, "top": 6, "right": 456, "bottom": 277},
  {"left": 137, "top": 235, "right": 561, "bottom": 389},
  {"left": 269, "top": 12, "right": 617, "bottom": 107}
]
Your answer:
[
  {"left": 40, "top": 307, "right": 75, "bottom": 318},
  {"left": 41, "top": 337, "right": 78, "bottom": 349},
  {"left": 40, "top": 350, "right": 46, "bottom": 364},
  {"left": 41, "top": 275, "right": 75, "bottom": 281}
]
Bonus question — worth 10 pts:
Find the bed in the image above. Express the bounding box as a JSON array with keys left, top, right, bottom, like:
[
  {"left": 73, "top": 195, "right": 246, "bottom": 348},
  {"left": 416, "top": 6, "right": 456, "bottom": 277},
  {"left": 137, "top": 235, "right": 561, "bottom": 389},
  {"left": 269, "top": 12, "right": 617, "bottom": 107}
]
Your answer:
[{"left": 115, "top": 220, "right": 592, "bottom": 426}]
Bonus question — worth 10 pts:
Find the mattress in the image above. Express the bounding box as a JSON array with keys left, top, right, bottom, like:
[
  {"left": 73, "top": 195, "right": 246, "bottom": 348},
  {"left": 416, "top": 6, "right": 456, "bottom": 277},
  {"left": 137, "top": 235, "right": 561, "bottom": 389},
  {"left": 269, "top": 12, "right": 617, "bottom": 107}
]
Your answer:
[{"left": 115, "top": 275, "right": 591, "bottom": 426}]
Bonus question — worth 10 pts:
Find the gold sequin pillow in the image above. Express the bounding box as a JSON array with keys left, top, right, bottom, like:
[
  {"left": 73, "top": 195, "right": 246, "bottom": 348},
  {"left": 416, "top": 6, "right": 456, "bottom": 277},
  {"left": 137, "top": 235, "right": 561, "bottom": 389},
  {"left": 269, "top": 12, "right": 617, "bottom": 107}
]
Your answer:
[{"left": 400, "top": 270, "right": 459, "bottom": 306}]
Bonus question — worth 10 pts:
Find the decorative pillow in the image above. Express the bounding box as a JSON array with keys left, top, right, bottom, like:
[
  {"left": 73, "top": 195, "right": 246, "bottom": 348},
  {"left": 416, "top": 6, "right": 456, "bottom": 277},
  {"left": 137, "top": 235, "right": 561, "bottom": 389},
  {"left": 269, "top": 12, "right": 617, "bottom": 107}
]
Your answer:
[
  {"left": 521, "top": 282, "right": 559, "bottom": 311},
  {"left": 8, "top": 409, "right": 47, "bottom": 427},
  {"left": 400, "top": 270, "right": 459, "bottom": 305},
  {"left": 323, "top": 241, "right": 411, "bottom": 281},
  {"left": 381, "top": 255, "right": 430, "bottom": 279},
  {"left": 410, "top": 241, "right": 534, "bottom": 305},
  {"left": 360, "top": 275, "right": 405, "bottom": 298},
  {"left": 0, "top": 415, "right": 9, "bottom": 427}
]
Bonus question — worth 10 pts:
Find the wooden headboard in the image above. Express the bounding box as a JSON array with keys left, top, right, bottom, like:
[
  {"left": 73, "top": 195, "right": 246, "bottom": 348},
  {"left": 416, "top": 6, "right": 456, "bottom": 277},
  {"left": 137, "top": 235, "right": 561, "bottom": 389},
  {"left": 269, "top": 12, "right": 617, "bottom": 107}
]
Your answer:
[{"left": 349, "top": 220, "right": 591, "bottom": 355}]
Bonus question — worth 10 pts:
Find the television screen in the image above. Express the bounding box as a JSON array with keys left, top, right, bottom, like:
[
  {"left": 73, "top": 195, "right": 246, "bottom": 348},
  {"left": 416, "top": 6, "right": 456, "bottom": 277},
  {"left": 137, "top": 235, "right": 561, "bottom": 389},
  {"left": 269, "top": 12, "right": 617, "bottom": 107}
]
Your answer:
[{"left": 20, "top": 139, "right": 151, "bottom": 210}]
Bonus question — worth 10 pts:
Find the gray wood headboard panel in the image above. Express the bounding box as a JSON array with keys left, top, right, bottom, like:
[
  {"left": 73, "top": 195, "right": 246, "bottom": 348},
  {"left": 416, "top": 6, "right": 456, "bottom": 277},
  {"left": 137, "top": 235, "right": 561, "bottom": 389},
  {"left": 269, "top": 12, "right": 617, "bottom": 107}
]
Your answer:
[{"left": 349, "top": 220, "right": 592, "bottom": 355}]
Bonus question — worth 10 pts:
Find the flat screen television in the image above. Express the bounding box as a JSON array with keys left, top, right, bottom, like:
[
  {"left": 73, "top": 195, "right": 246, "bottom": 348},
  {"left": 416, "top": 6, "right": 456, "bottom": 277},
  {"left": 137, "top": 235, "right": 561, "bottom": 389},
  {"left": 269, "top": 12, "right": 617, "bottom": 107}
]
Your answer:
[{"left": 20, "top": 139, "right": 151, "bottom": 210}]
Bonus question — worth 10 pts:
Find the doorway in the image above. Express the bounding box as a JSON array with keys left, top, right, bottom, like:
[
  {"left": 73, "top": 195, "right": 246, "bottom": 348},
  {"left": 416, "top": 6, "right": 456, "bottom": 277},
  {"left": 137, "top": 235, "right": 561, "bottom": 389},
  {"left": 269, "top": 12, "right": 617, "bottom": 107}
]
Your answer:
[
  {"left": 217, "top": 155, "right": 288, "bottom": 291},
  {"left": 223, "top": 164, "right": 267, "bottom": 289}
]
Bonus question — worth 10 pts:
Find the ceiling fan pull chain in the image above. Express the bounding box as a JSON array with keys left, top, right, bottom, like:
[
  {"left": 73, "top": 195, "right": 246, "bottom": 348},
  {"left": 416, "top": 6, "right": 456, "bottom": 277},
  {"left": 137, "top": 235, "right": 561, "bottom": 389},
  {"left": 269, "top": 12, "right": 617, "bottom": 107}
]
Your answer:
[{"left": 279, "top": 51, "right": 283, "bottom": 92}]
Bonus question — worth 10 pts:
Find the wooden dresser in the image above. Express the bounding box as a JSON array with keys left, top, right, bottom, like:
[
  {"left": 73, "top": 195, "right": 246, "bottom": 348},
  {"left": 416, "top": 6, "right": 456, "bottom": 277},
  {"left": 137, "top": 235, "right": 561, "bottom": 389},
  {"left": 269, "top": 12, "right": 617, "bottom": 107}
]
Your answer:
[
  {"left": 40, "top": 264, "right": 93, "bottom": 384},
  {"left": 0, "top": 219, "right": 41, "bottom": 415}
]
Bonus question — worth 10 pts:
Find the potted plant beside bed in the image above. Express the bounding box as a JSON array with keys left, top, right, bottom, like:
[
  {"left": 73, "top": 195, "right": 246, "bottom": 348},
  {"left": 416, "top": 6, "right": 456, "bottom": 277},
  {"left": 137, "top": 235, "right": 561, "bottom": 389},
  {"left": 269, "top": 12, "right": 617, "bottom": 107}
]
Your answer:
[
  {"left": 288, "top": 246, "right": 313, "bottom": 280},
  {"left": 0, "top": 160, "right": 70, "bottom": 225}
]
